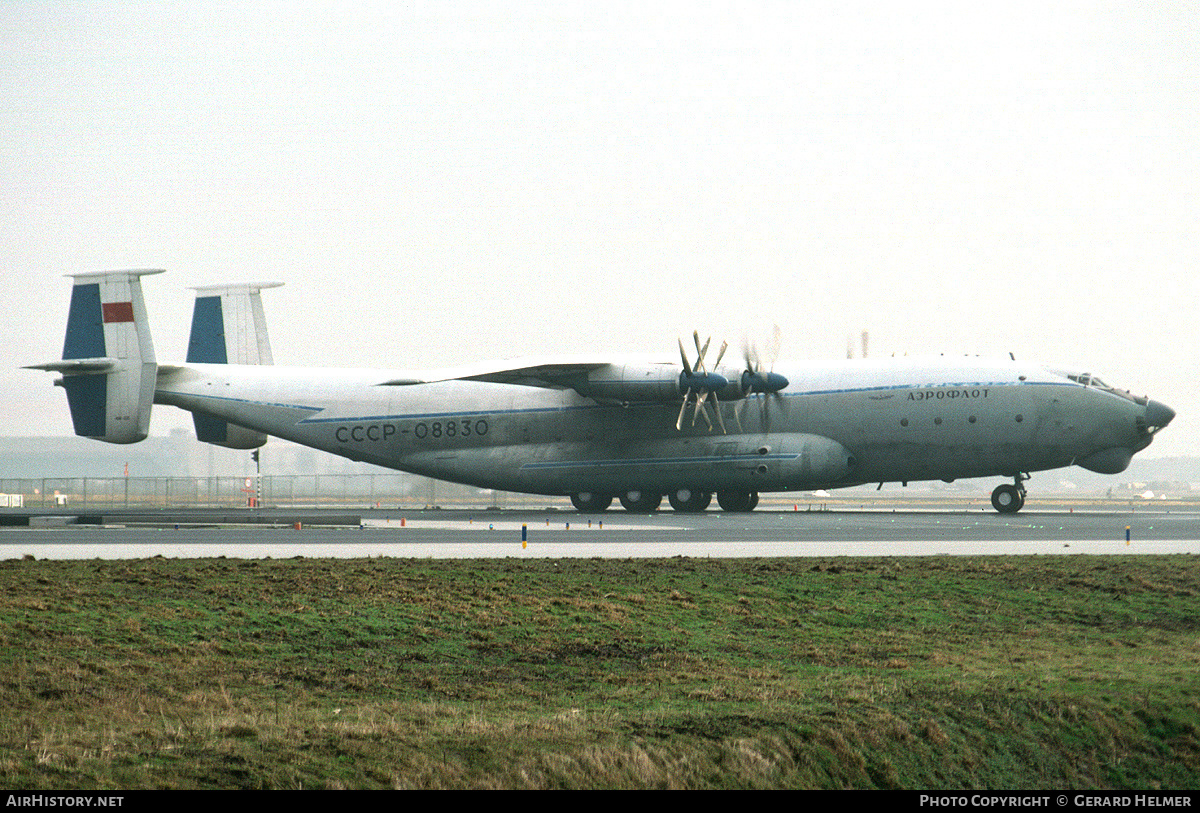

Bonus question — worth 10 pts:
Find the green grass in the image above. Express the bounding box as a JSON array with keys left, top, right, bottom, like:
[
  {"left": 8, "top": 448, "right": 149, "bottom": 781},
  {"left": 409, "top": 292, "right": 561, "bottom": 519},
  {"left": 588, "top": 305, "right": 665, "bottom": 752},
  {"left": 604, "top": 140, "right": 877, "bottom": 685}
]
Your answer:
[{"left": 0, "top": 555, "right": 1197, "bottom": 789}]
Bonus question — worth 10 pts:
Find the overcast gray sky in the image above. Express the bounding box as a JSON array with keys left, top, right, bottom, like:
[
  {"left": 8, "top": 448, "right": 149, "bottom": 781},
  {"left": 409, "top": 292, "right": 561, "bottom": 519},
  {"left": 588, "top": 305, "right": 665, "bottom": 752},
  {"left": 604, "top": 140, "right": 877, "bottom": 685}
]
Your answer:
[{"left": 3, "top": 1, "right": 1196, "bottom": 458}]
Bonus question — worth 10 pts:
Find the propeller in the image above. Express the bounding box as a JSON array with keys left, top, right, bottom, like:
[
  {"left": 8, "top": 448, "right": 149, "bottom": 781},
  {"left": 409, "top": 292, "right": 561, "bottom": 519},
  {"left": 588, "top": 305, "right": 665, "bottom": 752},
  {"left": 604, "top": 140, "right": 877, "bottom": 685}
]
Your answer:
[
  {"left": 736, "top": 326, "right": 789, "bottom": 432},
  {"left": 676, "top": 331, "right": 729, "bottom": 433}
]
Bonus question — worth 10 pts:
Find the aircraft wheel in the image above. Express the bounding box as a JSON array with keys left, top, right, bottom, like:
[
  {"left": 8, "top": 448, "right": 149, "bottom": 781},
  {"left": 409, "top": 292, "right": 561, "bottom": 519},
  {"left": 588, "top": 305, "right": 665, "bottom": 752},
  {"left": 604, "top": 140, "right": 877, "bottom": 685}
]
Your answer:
[
  {"left": 668, "top": 488, "right": 712, "bottom": 513},
  {"left": 991, "top": 484, "right": 1025, "bottom": 514},
  {"left": 619, "top": 490, "right": 662, "bottom": 513},
  {"left": 570, "top": 492, "right": 612, "bottom": 512},
  {"left": 717, "top": 491, "right": 757, "bottom": 512}
]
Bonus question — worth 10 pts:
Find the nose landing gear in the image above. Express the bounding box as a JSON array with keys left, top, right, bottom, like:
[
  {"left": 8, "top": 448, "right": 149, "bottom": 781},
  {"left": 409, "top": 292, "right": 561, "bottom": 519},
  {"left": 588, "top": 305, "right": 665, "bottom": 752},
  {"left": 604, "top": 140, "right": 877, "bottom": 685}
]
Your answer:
[{"left": 991, "top": 474, "right": 1029, "bottom": 514}]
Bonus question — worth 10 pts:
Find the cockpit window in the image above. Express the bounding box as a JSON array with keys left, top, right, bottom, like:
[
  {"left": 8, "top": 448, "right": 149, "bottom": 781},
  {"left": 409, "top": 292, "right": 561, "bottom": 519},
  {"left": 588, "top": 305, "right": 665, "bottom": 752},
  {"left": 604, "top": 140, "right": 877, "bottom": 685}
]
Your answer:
[
  {"left": 1059, "top": 371, "right": 1145, "bottom": 404},
  {"left": 1064, "top": 372, "right": 1111, "bottom": 388}
]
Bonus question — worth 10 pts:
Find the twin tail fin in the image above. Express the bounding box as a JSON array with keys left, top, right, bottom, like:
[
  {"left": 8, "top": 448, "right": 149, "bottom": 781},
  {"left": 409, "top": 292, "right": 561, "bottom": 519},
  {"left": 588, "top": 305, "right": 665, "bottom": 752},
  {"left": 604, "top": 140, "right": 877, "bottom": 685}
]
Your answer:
[
  {"left": 184, "top": 282, "right": 282, "bottom": 449},
  {"left": 29, "top": 272, "right": 282, "bottom": 450},
  {"left": 26, "top": 269, "right": 162, "bottom": 444}
]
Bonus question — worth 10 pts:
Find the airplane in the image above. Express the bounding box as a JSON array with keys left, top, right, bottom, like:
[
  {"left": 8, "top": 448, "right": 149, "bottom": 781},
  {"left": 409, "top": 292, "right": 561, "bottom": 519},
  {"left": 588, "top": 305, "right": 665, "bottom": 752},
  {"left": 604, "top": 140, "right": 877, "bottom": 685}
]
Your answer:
[{"left": 27, "top": 269, "right": 1175, "bottom": 514}]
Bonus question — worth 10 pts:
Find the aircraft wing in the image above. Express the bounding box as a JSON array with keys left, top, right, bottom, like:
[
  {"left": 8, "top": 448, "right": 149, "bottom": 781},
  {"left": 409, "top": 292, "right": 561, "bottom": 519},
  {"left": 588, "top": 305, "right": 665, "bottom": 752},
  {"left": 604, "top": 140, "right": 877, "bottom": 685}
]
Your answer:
[{"left": 376, "top": 356, "right": 648, "bottom": 390}]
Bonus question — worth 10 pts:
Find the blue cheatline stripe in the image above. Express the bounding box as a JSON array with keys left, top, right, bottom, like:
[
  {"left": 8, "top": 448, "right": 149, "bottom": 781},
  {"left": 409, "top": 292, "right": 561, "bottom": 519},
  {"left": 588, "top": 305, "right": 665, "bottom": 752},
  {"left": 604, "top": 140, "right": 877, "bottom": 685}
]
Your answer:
[
  {"left": 520, "top": 454, "right": 798, "bottom": 471},
  {"left": 186, "top": 296, "right": 227, "bottom": 364},
  {"left": 63, "top": 283, "right": 105, "bottom": 360},
  {"left": 62, "top": 375, "right": 107, "bottom": 437}
]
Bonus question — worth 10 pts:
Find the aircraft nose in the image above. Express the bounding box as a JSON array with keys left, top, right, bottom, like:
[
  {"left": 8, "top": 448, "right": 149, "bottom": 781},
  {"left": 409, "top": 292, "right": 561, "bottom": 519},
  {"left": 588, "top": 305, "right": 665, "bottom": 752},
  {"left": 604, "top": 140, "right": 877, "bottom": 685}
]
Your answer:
[{"left": 1143, "top": 399, "right": 1176, "bottom": 431}]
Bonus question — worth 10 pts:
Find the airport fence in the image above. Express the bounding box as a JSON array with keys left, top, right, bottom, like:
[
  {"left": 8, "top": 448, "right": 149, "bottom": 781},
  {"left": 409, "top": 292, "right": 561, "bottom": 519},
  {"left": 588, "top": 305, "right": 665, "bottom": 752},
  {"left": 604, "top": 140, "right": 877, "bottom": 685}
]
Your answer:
[
  {"left": 2, "top": 477, "right": 1191, "bottom": 515},
  {"left": 0, "top": 475, "right": 569, "bottom": 511}
]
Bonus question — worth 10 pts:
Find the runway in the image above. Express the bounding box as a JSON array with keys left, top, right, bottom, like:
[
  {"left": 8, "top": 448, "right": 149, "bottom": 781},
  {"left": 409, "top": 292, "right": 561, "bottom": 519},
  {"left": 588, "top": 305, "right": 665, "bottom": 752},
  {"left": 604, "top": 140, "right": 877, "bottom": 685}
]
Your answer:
[{"left": 2, "top": 505, "right": 1198, "bottom": 559}]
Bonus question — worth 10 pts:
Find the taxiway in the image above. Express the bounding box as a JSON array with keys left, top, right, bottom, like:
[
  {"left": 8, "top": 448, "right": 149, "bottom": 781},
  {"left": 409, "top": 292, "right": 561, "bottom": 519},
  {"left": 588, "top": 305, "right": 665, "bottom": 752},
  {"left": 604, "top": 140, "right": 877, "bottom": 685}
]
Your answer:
[{"left": 2, "top": 505, "right": 1197, "bottom": 559}]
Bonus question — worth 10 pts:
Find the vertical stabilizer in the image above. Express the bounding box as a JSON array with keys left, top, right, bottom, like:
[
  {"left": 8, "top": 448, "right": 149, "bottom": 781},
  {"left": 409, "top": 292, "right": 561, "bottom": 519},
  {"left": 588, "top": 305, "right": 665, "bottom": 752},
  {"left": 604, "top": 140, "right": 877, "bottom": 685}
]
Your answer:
[
  {"left": 185, "top": 282, "right": 282, "bottom": 449},
  {"left": 27, "top": 269, "right": 163, "bottom": 444},
  {"left": 187, "top": 282, "right": 281, "bottom": 365}
]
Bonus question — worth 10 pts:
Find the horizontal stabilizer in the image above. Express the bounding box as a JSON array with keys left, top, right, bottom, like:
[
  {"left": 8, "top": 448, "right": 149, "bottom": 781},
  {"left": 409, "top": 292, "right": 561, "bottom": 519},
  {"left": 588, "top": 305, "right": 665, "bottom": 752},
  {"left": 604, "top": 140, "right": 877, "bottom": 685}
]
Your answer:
[{"left": 25, "top": 357, "right": 121, "bottom": 374}]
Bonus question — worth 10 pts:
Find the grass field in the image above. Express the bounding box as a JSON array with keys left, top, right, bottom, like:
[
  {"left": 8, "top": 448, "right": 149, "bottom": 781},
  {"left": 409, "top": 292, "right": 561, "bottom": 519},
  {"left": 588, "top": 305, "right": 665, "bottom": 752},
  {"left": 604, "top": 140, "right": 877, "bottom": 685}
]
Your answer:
[{"left": 0, "top": 554, "right": 1197, "bottom": 789}]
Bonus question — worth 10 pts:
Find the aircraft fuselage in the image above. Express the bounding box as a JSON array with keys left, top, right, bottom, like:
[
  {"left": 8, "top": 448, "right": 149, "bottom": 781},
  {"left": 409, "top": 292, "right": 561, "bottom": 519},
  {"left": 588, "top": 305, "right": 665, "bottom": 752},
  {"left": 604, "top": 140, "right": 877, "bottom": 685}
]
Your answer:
[
  {"left": 154, "top": 356, "right": 1160, "bottom": 499},
  {"left": 33, "top": 271, "right": 1172, "bottom": 514}
]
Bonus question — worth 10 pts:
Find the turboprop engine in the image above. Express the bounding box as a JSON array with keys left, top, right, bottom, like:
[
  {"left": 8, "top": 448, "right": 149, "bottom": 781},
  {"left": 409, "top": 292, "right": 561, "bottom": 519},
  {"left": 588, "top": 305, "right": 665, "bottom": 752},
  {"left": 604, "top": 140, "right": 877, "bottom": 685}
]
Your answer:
[
  {"left": 568, "top": 331, "right": 790, "bottom": 435},
  {"left": 567, "top": 333, "right": 739, "bottom": 433},
  {"left": 567, "top": 361, "right": 728, "bottom": 404}
]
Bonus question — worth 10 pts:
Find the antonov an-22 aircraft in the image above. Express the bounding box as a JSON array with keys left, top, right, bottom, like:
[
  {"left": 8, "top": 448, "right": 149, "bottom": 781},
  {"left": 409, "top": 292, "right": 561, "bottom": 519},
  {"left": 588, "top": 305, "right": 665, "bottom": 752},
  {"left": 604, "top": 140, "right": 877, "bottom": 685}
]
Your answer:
[{"left": 29, "top": 270, "right": 1175, "bottom": 514}]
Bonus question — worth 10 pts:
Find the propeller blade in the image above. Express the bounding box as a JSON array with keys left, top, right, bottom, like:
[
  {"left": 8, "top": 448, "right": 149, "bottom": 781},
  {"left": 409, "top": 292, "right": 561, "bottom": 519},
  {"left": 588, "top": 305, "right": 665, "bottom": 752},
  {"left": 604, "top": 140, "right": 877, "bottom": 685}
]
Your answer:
[
  {"left": 708, "top": 391, "right": 726, "bottom": 434},
  {"left": 676, "top": 333, "right": 732, "bottom": 434},
  {"left": 691, "top": 391, "right": 713, "bottom": 430},
  {"left": 676, "top": 390, "right": 691, "bottom": 431},
  {"left": 693, "top": 332, "right": 711, "bottom": 372},
  {"left": 766, "top": 324, "right": 782, "bottom": 368},
  {"left": 734, "top": 327, "right": 788, "bottom": 433},
  {"left": 678, "top": 338, "right": 693, "bottom": 375}
]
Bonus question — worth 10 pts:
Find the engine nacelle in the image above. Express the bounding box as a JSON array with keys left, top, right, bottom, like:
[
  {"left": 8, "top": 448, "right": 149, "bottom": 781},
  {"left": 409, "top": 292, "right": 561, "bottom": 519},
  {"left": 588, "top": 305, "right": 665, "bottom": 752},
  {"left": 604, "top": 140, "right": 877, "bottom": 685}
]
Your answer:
[
  {"left": 571, "top": 363, "right": 744, "bottom": 404},
  {"left": 571, "top": 363, "right": 684, "bottom": 403}
]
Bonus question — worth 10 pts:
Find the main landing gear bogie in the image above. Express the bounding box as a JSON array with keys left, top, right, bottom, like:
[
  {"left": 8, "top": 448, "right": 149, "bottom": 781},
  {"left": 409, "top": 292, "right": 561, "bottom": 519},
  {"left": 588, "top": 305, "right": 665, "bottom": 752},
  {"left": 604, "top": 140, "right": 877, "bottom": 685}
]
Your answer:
[
  {"left": 716, "top": 491, "right": 759, "bottom": 512},
  {"left": 569, "top": 492, "right": 613, "bottom": 512},
  {"left": 667, "top": 488, "right": 712, "bottom": 513},
  {"left": 618, "top": 490, "right": 663, "bottom": 513},
  {"left": 573, "top": 489, "right": 761, "bottom": 513}
]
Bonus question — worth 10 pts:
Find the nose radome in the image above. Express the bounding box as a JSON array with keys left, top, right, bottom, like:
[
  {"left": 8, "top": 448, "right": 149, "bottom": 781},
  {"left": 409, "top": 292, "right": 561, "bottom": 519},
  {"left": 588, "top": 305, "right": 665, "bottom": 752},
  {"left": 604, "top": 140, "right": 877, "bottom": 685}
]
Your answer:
[{"left": 1144, "top": 400, "right": 1176, "bottom": 430}]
